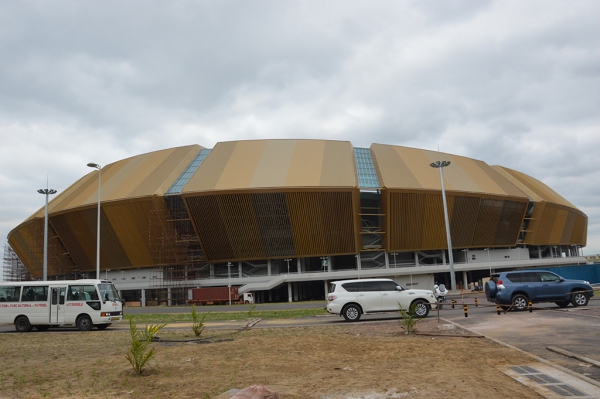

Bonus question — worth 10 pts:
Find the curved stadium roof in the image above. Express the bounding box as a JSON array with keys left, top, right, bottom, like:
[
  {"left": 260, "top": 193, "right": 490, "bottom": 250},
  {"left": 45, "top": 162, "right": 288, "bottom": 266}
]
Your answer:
[{"left": 8, "top": 139, "right": 587, "bottom": 278}]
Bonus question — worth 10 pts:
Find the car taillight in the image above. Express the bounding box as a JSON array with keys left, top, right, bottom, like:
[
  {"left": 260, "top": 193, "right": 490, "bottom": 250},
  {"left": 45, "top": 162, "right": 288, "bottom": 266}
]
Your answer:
[
  {"left": 497, "top": 280, "right": 502, "bottom": 285},
  {"left": 327, "top": 295, "right": 337, "bottom": 301}
]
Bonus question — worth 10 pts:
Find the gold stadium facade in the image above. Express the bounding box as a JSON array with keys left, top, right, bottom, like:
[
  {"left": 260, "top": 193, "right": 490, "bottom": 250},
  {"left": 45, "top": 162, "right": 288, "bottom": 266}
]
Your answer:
[{"left": 6, "top": 140, "right": 588, "bottom": 303}]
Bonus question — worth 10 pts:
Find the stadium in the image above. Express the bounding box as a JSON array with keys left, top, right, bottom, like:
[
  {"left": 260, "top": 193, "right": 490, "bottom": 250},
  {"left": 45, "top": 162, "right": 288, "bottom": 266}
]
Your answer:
[{"left": 5, "top": 139, "right": 588, "bottom": 305}]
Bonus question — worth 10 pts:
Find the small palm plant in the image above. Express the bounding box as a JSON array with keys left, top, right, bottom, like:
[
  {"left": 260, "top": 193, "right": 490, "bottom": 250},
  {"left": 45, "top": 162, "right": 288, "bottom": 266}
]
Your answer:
[
  {"left": 191, "top": 305, "right": 210, "bottom": 337},
  {"left": 125, "top": 318, "right": 166, "bottom": 375},
  {"left": 397, "top": 303, "right": 420, "bottom": 334}
]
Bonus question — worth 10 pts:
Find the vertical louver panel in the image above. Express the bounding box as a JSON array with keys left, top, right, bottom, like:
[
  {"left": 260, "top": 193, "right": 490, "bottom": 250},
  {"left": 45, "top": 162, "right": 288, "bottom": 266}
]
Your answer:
[
  {"left": 421, "top": 194, "right": 448, "bottom": 249},
  {"left": 472, "top": 199, "right": 504, "bottom": 246},
  {"left": 103, "top": 200, "right": 153, "bottom": 267},
  {"left": 187, "top": 191, "right": 356, "bottom": 262},
  {"left": 7, "top": 221, "right": 43, "bottom": 278},
  {"left": 387, "top": 191, "right": 526, "bottom": 251},
  {"left": 561, "top": 212, "right": 577, "bottom": 244},
  {"left": 494, "top": 201, "right": 527, "bottom": 245},
  {"left": 186, "top": 195, "right": 234, "bottom": 261},
  {"left": 571, "top": 214, "right": 587, "bottom": 245},
  {"left": 536, "top": 206, "right": 558, "bottom": 244},
  {"left": 51, "top": 212, "right": 96, "bottom": 271},
  {"left": 219, "top": 194, "right": 265, "bottom": 259},
  {"left": 252, "top": 192, "right": 295, "bottom": 258},
  {"left": 287, "top": 191, "right": 356, "bottom": 256},
  {"left": 51, "top": 207, "right": 132, "bottom": 272},
  {"left": 451, "top": 196, "right": 480, "bottom": 247}
]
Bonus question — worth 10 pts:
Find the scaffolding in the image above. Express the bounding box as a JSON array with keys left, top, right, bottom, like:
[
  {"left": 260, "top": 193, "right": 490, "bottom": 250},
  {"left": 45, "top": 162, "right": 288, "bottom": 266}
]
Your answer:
[
  {"left": 148, "top": 195, "right": 209, "bottom": 304},
  {"left": 3, "top": 243, "right": 31, "bottom": 282}
]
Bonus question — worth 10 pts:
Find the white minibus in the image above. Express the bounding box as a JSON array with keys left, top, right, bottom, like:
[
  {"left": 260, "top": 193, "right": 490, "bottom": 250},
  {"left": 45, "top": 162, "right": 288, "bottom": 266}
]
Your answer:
[{"left": 0, "top": 279, "right": 123, "bottom": 332}]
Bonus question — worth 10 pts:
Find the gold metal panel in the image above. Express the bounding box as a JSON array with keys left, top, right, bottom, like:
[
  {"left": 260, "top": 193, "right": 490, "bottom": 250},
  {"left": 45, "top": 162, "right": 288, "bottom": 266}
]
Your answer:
[
  {"left": 525, "top": 202, "right": 587, "bottom": 246},
  {"left": 549, "top": 208, "right": 569, "bottom": 243},
  {"left": 561, "top": 212, "right": 577, "bottom": 244},
  {"left": 215, "top": 141, "right": 266, "bottom": 190},
  {"left": 372, "top": 144, "right": 528, "bottom": 199},
  {"left": 47, "top": 145, "right": 202, "bottom": 213},
  {"left": 492, "top": 166, "right": 576, "bottom": 207},
  {"left": 184, "top": 140, "right": 356, "bottom": 193},
  {"left": 285, "top": 141, "right": 325, "bottom": 187},
  {"left": 571, "top": 214, "right": 587, "bottom": 246},
  {"left": 250, "top": 141, "right": 295, "bottom": 188},
  {"left": 319, "top": 141, "right": 357, "bottom": 187}
]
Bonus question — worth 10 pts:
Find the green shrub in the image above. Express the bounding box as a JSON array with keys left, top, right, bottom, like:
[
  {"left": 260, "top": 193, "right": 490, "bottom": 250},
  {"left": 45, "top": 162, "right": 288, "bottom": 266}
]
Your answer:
[
  {"left": 397, "top": 303, "right": 420, "bottom": 334},
  {"left": 191, "top": 306, "right": 210, "bottom": 337},
  {"left": 125, "top": 318, "right": 166, "bottom": 375}
]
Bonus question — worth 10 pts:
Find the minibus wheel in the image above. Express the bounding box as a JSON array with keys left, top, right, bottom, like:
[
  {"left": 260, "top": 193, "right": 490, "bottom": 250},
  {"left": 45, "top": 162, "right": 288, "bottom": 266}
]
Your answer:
[
  {"left": 76, "top": 315, "right": 93, "bottom": 331},
  {"left": 15, "top": 316, "right": 33, "bottom": 333}
]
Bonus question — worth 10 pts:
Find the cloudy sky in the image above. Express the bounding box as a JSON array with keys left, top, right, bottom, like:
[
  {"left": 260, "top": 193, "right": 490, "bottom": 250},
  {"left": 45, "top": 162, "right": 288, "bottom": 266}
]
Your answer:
[{"left": 1, "top": 1, "right": 599, "bottom": 277}]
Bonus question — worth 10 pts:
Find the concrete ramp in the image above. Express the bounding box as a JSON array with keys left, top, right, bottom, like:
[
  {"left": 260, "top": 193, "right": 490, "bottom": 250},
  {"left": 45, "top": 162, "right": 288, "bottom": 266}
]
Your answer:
[{"left": 239, "top": 276, "right": 286, "bottom": 294}]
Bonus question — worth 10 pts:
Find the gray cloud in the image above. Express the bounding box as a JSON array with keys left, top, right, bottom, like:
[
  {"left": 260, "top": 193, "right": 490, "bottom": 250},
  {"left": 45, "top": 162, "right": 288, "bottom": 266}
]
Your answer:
[{"left": 1, "top": 0, "right": 600, "bottom": 279}]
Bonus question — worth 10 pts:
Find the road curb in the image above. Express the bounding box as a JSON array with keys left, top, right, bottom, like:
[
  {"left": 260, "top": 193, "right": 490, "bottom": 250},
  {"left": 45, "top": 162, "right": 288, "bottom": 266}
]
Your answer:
[{"left": 442, "top": 317, "right": 600, "bottom": 390}]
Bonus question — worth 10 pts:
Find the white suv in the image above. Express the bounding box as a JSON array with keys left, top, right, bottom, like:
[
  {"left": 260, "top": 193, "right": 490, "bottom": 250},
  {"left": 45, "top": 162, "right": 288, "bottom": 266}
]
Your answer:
[{"left": 326, "top": 278, "right": 437, "bottom": 321}]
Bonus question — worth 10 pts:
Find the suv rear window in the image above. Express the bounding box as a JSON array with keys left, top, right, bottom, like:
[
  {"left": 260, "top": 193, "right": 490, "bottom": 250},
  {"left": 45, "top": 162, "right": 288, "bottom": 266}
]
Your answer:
[
  {"left": 341, "top": 282, "right": 360, "bottom": 292},
  {"left": 505, "top": 272, "right": 540, "bottom": 283}
]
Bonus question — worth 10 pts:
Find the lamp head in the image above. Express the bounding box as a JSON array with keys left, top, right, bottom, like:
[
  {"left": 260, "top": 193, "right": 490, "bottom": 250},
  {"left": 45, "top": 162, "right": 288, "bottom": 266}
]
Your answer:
[{"left": 87, "top": 163, "right": 100, "bottom": 169}]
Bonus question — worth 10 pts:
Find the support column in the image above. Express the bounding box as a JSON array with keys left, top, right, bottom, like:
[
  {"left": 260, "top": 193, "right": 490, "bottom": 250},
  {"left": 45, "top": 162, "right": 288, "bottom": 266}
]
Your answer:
[
  {"left": 324, "top": 280, "right": 329, "bottom": 297},
  {"left": 442, "top": 250, "right": 447, "bottom": 265},
  {"left": 141, "top": 289, "right": 146, "bottom": 307},
  {"left": 384, "top": 252, "right": 390, "bottom": 269},
  {"left": 538, "top": 246, "right": 541, "bottom": 259},
  {"left": 327, "top": 256, "right": 332, "bottom": 272},
  {"left": 462, "top": 271, "right": 468, "bottom": 291},
  {"left": 268, "top": 259, "right": 272, "bottom": 276},
  {"left": 287, "top": 282, "right": 293, "bottom": 303},
  {"left": 210, "top": 264, "right": 214, "bottom": 278},
  {"left": 414, "top": 252, "right": 419, "bottom": 267},
  {"left": 167, "top": 287, "right": 172, "bottom": 307},
  {"left": 238, "top": 261, "right": 242, "bottom": 278},
  {"left": 356, "top": 254, "right": 362, "bottom": 273},
  {"left": 297, "top": 258, "right": 302, "bottom": 274}
]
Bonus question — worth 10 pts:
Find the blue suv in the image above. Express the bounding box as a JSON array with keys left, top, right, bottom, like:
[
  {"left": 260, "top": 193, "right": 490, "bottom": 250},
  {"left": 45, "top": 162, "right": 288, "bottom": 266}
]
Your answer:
[{"left": 485, "top": 270, "right": 593, "bottom": 310}]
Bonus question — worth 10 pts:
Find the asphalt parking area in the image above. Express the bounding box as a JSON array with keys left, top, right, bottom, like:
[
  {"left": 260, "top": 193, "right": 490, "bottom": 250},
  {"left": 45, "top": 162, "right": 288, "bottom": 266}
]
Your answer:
[{"left": 445, "top": 303, "right": 600, "bottom": 387}]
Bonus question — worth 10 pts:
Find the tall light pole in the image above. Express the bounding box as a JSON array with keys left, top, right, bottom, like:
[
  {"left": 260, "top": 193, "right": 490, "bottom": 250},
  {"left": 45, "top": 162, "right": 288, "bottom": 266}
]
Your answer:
[
  {"left": 87, "top": 163, "right": 101, "bottom": 279},
  {"left": 227, "top": 262, "right": 232, "bottom": 305},
  {"left": 37, "top": 186, "right": 57, "bottom": 281},
  {"left": 430, "top": 160, "right": 456, "bottom": 293}
]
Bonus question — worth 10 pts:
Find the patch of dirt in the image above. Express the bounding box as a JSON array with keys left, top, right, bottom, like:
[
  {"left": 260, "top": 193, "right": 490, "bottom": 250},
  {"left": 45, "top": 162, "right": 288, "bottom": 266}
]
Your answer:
[{"left": 0, "top": 319, "right": 543, "bottom": 398}]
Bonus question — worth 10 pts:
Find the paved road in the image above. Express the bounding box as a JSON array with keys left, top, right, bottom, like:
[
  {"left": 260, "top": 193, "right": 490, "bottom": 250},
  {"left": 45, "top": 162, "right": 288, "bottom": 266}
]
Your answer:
[{"left": 444, "top": 299, "right": 600, "bottom": 384}]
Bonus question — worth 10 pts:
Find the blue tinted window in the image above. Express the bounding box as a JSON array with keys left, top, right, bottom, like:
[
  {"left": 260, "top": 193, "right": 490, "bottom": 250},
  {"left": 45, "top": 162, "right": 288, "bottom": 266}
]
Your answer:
[
  {"left": 166, "top": 149, "right": 211, "bottom": 194},
  {"left": 354, "top": 148, "right": 380, "bottom": 189}
]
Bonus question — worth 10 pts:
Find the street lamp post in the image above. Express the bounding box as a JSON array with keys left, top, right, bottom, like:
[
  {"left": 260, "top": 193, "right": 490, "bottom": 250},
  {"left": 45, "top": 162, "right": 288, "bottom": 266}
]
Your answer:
[
  {"left": 227, "top": 262, "right": 232, "bottom": 305},
  {"left": 87, "top": 163, "right": 101, "bottom": 279},
  {"left": 37, "top": 187, "right": 57, "bottom": 281},
  {"left": 430, "top": 160, "right": 456, "bottom": 293},
  {"left": 284, "top": 258, "right": 292, "bottom": 275}
]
